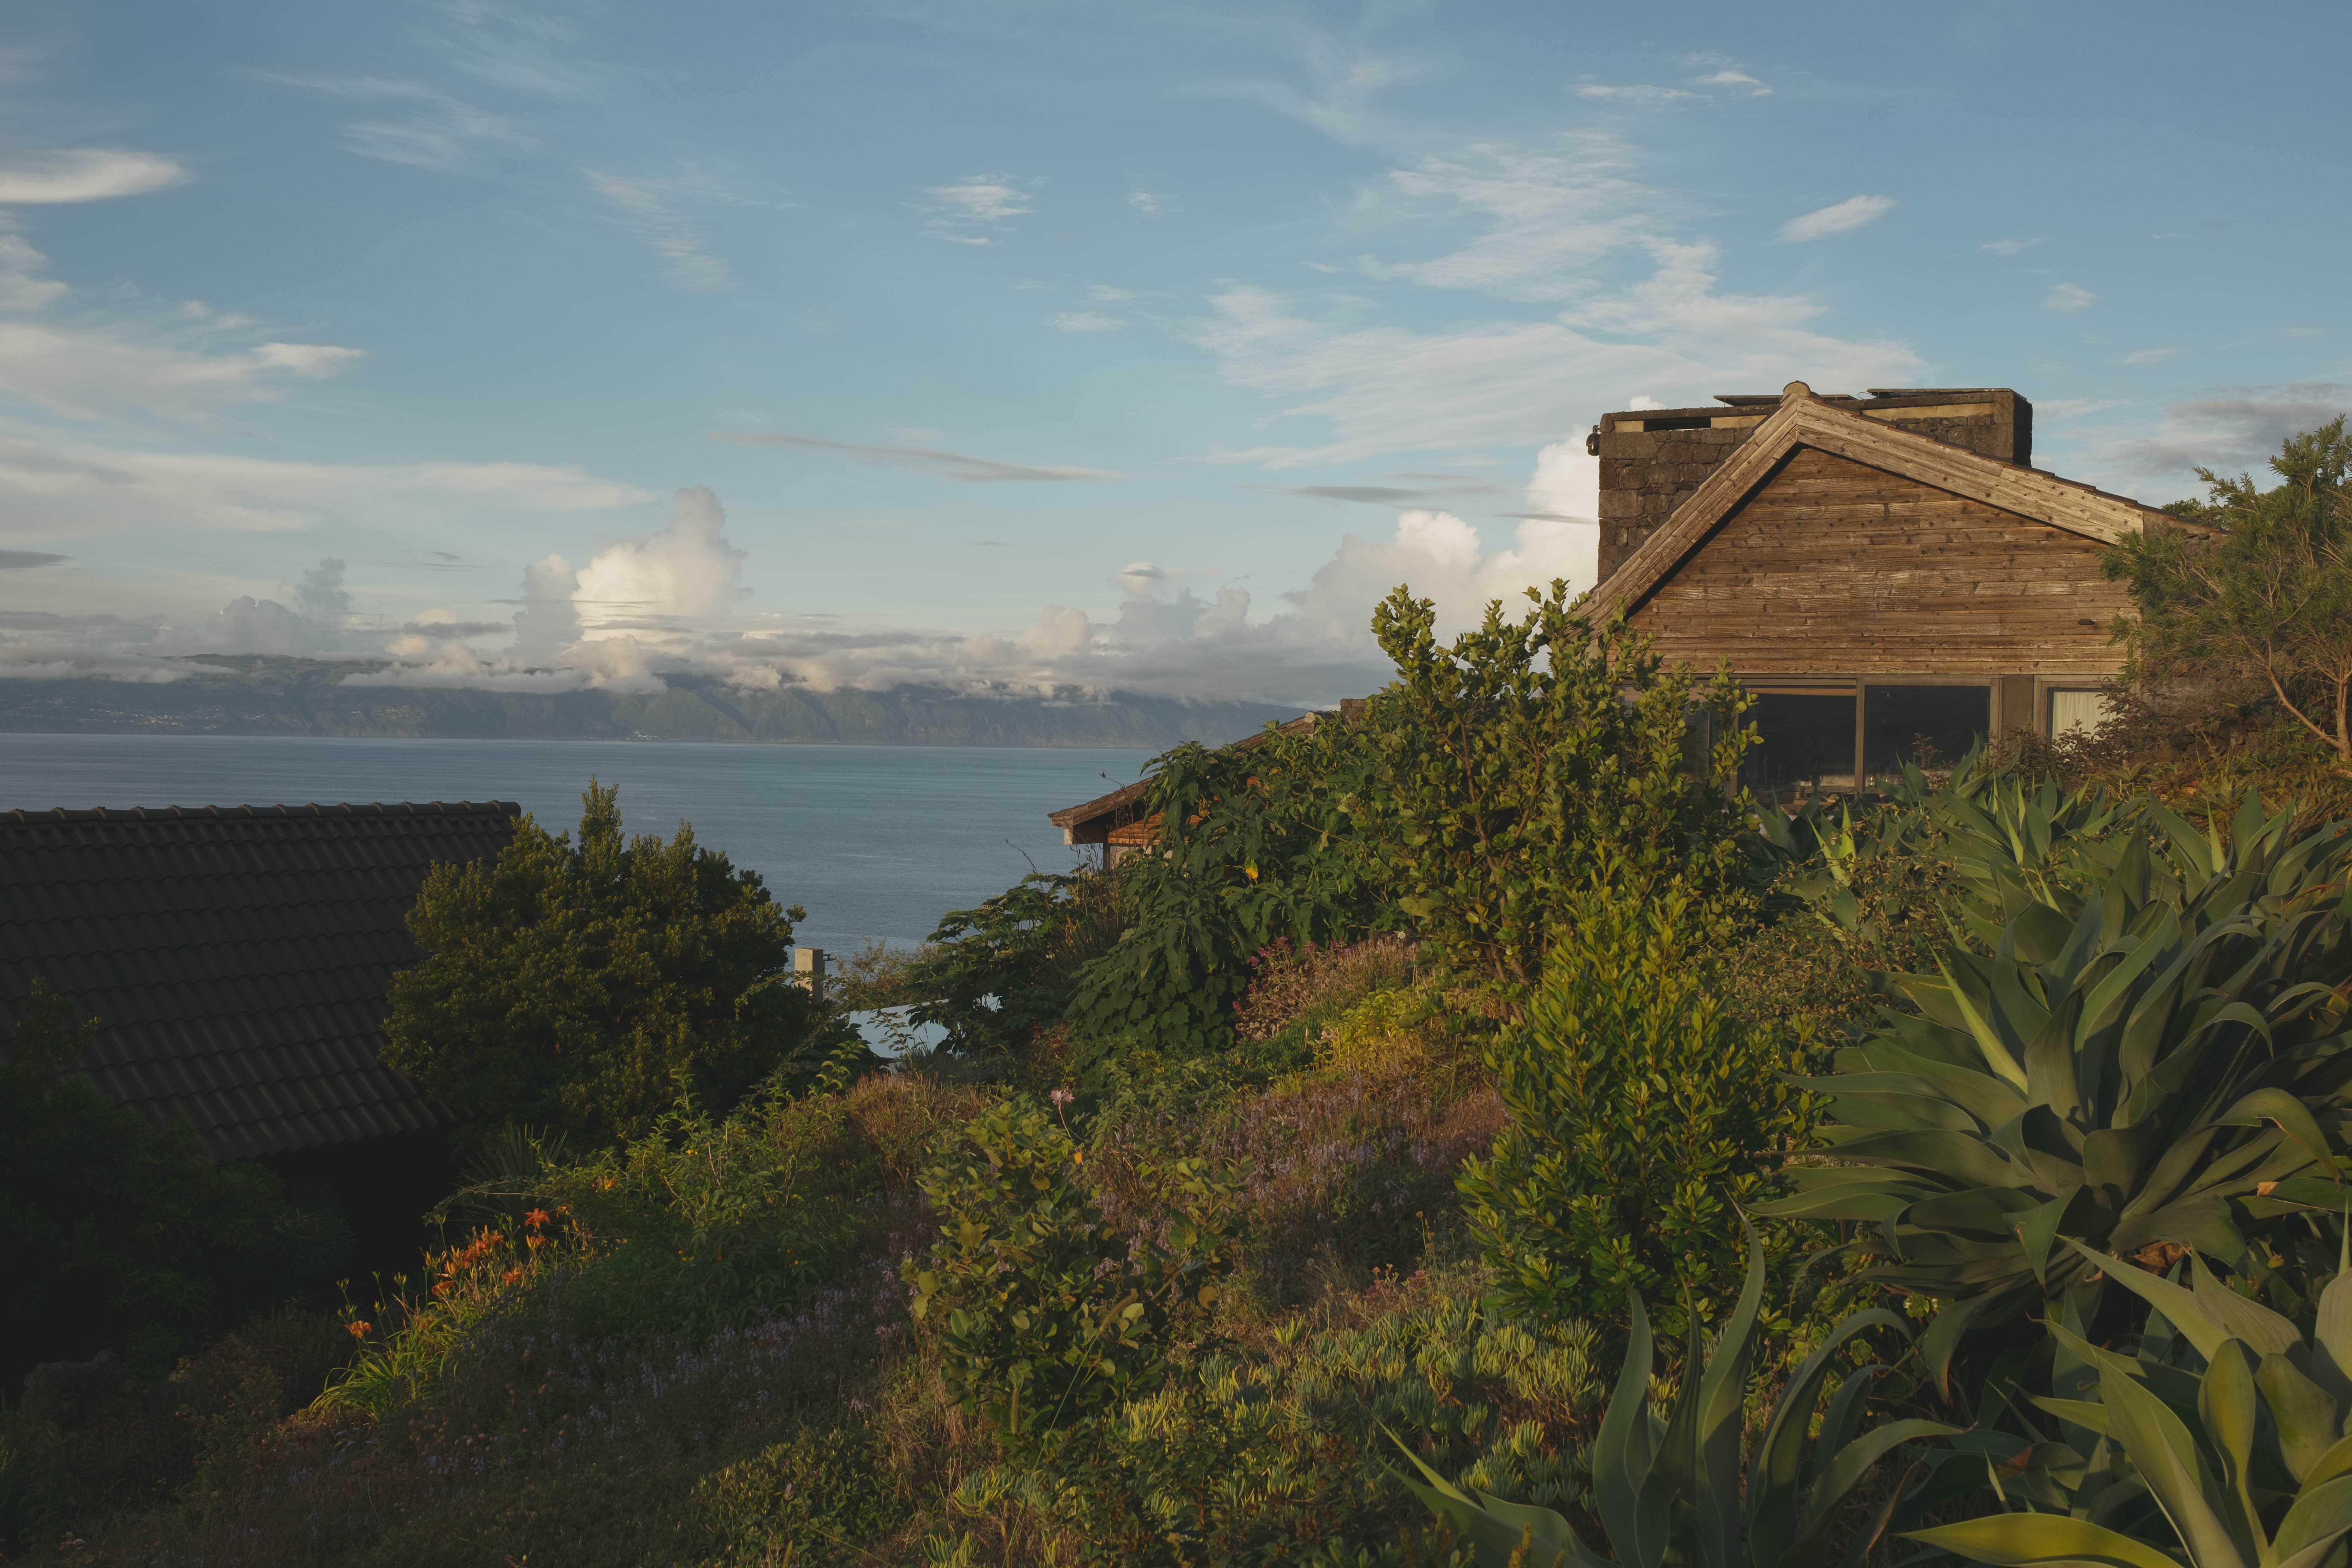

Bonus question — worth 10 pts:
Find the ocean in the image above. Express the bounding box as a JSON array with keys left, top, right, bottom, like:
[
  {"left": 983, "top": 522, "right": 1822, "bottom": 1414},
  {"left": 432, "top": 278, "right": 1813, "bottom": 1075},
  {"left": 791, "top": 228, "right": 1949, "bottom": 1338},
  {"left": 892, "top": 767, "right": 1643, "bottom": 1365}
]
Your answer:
[{"left": 0, "top": 734, "right": 1151, "bottom": 955}]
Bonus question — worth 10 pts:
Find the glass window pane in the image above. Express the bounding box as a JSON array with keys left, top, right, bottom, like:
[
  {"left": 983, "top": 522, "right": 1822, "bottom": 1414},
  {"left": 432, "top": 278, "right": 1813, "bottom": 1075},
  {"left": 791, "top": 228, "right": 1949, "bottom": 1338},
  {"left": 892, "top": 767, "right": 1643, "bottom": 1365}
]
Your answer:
[
  {"left": 2050, "top": 689, "right": 2112, "bottom": 738},
  {"left": 1863, "top": 685, "right": 1990, "bottom": 777},
  {"left": 1743, "top": 692, "right": 1857, "bottom": 794}
]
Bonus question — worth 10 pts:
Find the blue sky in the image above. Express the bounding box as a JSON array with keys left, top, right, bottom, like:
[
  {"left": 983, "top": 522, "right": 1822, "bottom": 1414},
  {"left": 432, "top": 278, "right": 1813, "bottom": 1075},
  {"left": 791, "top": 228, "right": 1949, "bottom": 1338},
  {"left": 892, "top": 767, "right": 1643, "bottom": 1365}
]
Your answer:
[{"left": 2, "top": 0, "right": 2346, "bottom": 704}]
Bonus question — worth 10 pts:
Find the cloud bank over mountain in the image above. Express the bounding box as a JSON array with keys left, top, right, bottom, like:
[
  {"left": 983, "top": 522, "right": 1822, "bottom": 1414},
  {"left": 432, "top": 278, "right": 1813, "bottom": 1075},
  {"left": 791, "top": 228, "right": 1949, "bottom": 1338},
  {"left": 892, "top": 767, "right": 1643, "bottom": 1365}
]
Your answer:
[{"left": 3, "top": 451, "right": 1598, "bottom": 708}]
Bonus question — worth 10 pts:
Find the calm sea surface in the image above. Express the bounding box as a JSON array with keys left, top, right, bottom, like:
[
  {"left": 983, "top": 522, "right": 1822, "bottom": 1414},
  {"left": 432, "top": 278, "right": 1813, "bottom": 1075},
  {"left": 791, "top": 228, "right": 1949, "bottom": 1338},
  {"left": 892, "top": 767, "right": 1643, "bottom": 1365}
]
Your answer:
[{"left": 0, "top": 735, "right": 1151, "bottom": 954}]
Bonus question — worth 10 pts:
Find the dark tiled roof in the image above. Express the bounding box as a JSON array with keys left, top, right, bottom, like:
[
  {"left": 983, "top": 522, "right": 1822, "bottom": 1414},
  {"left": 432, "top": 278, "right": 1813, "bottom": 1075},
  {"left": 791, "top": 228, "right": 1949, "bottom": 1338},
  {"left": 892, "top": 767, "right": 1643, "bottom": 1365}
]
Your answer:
[{"left": 0, "top": 802, "right": 519, "bottom": 1161}]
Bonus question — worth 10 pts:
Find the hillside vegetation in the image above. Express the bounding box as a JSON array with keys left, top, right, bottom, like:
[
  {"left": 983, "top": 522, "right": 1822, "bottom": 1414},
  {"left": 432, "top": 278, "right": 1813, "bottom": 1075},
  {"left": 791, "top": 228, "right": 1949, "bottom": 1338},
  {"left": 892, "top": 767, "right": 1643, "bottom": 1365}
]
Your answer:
[{"left": 4, "top": 428, "right": 2351, "bottom": 1568}]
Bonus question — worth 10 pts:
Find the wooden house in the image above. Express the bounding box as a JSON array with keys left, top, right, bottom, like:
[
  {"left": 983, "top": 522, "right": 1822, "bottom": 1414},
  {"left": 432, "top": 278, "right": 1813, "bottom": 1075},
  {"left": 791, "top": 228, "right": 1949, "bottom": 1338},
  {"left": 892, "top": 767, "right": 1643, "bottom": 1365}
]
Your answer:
[
  {"left": 1049, "top": 379, "right": 2174, "bottom": 832},
  {"left": 1581, "top": 381, "right": 2174, "bottom": 791}
]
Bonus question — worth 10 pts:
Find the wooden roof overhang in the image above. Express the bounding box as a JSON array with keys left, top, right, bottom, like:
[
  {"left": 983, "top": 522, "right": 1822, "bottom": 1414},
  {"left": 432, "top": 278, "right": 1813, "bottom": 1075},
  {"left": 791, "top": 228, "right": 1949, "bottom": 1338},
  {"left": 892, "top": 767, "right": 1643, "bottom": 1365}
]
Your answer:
[{"left": 1580, "top": 381, "right": 2176, "bottom": 630}]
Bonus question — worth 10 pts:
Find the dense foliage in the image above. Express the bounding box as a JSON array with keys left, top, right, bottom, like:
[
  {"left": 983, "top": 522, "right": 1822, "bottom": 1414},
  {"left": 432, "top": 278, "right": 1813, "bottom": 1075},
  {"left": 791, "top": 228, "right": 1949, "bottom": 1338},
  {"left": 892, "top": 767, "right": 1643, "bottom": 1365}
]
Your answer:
[
  {"left": 903, "top": 1098, "right": 1239, "bottom": 1457},
  {"left": 0, "top": 984, "right": 349, "bottom": 1393},
  {"left": 1762, "top": 788, "right": 2352, "bottom": 1385},
  {"left": 382, "top": 781, "right": 827, "bottom": 1143},
  {"left": 1459, "top": 876, "right": 1815, "bottom": 1329},
  {"left": 1349, "top": 584, "right": 1751, "bottom": 992},
  {"left": 2108, "top": 416, "right": 2352, "bottom": 764}
]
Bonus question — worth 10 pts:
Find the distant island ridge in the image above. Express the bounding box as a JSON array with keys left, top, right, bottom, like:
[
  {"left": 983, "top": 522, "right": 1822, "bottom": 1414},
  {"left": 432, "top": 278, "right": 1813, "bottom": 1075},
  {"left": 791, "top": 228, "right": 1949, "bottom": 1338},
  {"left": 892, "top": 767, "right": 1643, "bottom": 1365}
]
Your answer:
[{"left": 0, "top": 656, "right": 1306, "bottom": 748}]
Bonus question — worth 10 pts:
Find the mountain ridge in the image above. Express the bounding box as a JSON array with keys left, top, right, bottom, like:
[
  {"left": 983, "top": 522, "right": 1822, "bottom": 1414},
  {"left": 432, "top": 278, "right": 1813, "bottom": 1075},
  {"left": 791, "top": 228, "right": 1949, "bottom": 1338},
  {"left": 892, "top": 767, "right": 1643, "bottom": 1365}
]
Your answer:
[{"left": 0, "top": 657, "right": 1307, "bottom": 749}]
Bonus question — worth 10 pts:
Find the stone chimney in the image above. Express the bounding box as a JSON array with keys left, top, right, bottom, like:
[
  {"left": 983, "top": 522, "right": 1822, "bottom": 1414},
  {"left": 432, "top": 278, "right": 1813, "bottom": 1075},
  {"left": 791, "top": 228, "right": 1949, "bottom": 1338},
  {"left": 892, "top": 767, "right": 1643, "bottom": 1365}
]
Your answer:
[{"left": 1589, "top": 386, "right": 2034, "bottom": 583}]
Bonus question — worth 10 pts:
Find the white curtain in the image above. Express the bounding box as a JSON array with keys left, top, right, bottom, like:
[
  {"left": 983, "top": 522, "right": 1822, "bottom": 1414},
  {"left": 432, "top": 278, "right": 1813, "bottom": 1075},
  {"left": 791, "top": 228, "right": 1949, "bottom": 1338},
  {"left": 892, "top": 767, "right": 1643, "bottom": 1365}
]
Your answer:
[{"left": 2049, "top": 689, "right": 2112, "bottom": 737}]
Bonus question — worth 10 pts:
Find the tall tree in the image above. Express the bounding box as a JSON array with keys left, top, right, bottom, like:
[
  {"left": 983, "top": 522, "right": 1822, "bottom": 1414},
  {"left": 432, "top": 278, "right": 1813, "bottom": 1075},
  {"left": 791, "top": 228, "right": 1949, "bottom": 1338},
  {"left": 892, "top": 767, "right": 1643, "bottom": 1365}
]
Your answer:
[
  {"left": 382, "top": 782, "right": 823, "bottom": 1143},
  {"left": 2106, "top": 416, "right": 2352, "bottom": 765}
]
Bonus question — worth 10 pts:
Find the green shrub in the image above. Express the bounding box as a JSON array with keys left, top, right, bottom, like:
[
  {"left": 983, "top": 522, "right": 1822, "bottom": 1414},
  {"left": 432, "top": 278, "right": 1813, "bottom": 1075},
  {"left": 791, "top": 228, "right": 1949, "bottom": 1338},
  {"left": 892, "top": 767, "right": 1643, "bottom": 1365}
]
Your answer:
[
  {"left": 903, "top": 1098, "right": 1239, "bottom": 1456},
  {"left": 532, "top": 1077, "right": 881, "bottom": 1339},
  {"left": 909, "top": 870, "right": 1130, "bottom": 1054},
  {"left": 1761, "top": 794, "right": 2352, "bottom": 1388},
  {"left": 1458, "top": 876, "right": 1816, "bottom": 1329},
  {"left": 1349, "top": 584, "right": 1753, "bottom": 996},
  {"left": 1062, "top": 732, "right": 1386, "bottom": 1061},
  {"left": 0, "top": 983, "right": 351, "bottom": 1392},
  {"left": 382, "top": 780, "right": 826, "bottom": 1144},
  {"left": 692, "top": 1420, "right": 890, "bottom": 1566},
  {"left": 2106, "top": 415, "right": 2352, "bottom": 766},
  {"left": 1056, "top": 1276, "right": 1598, "bottom": 1565}
]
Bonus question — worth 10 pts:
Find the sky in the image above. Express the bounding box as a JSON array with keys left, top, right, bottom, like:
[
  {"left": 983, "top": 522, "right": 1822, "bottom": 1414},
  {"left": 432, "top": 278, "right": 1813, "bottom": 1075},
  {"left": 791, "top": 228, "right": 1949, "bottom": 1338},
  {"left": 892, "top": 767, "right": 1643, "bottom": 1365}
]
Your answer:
[{"left": 0, "top": 0, "right": 2347, "bottom": 706}]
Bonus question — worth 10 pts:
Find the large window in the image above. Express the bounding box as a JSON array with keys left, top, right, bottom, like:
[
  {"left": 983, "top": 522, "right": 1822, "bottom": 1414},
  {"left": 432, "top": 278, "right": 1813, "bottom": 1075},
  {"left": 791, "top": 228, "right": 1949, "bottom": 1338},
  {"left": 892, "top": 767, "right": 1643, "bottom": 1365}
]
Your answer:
[
  {"left": 1736, "top": 682, "right": 1996, "bottom": 798},
  {"left": 1864, "top": 684, "right": 1992, "bottom": 778},
  {"left": 1742, "top": 689, "right": 1858, "bottom": 794}
]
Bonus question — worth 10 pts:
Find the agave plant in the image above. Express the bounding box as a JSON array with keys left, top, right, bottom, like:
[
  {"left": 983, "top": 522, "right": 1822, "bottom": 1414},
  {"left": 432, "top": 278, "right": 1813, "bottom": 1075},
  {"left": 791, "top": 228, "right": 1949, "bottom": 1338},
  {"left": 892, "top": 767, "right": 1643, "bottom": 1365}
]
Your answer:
[
  {"left": 1912, "top": 1237, "right": 2352, "bottom": 1568},
  {"left": 1391, "top": 1231, "right": 1958, "bottom": 1568},
  {"left": 1757, "top": 794, "right": 2352, "bottom": 1390}
]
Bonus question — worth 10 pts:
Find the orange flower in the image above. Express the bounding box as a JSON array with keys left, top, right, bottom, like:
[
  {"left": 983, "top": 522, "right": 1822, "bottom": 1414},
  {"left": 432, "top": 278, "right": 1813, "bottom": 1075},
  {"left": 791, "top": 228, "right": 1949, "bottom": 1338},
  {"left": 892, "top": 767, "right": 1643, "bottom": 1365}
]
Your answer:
[
  {"left": 524, "top": 1208, "right": 551, "bottom": 1231},
  {"left": 500, "top": 1268, "right": 524, "bottom": 1286},
  {"left": 345, "top": 1320, "right": 372, "bottom": 1338}
]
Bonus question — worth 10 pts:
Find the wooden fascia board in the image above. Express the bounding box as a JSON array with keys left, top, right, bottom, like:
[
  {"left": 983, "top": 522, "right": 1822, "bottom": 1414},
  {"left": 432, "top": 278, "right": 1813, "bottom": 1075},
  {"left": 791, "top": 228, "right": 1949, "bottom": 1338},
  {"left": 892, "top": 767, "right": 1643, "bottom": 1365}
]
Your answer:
[
  {"left": 1583, "top": 393, "right": 2162, "bottom": 623},
  {"left": 1582, "top": 395, "right": 1807, "bottom": 621},
  {"left": 1783, "top": 400, "right": 2156, "bottom": 545},
  {"left": 1048, "top": 779, "right": 1149, "bottom": 829}
]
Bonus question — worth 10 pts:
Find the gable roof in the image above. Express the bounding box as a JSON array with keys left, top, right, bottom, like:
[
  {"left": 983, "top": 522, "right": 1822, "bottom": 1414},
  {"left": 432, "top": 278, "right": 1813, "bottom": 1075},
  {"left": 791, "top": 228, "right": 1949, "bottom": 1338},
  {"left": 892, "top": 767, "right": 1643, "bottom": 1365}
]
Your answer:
[
  {"left": 1583, "top": 381, "right": 2172, "bottom": 623},
  {"left": 0, "top": 801, "right": 519, "bottom": 1161}
]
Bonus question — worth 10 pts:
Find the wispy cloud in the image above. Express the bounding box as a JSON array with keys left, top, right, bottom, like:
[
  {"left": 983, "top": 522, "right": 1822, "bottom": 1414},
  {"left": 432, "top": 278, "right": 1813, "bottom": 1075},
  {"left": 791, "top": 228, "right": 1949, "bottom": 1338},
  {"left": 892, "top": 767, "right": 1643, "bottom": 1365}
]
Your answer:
[
  {"left": 1280, "top": 476, "right": 1509, "bottom": 506},
  {"left": 247, "top": 72, "right": 537, "bottom": 171},
  {"left": 1347, "top": 133, "right": 1672, "bottom": 301},
  {"left": 2045, "top": 282, "right": 2096, "bottom": 311},
  {"left": 1128, "top": 188, "right": 1172, "bottom": 216},
  {"left": 1981, "top": 236, "right": 2042, "bottom": 256},
  {"left": 918, "top": 173, "right": 1036, "bottom": 244},
  {"left": 411, "top": 0, "right": 602, "bottom": 97},
  {"left": 1572, "top": 83, "right": 1694, "bottom": 106},
  {"left": 1195, "top": 245, "right": 1920, "bottom": 468},
  {"left": 2118, "top": 347, "right": 2178, "bottom": 365},
  {"left": 1047, "top": 312, "right": 1120, "bottom": 332},
  {"left": 0, "top": 149, "right": 186, "bottom": 204},
  {"left": 718, "top": 431, "right": 1119, "bottom": 482},
  {"left": 0, "top": 302, "right": 365, "bottom": 421},
  {"left": 0, "top": 549, "right": 66, "bottom": 569},
  {"left": 1776, "top": 194, "right": 1895, "bottom": 242},
  {"left": 0, "top": 421, "right": 646, "bottom": 538},
  {"left": 583, "top": 164, "right": 782, "bottom": 291}
]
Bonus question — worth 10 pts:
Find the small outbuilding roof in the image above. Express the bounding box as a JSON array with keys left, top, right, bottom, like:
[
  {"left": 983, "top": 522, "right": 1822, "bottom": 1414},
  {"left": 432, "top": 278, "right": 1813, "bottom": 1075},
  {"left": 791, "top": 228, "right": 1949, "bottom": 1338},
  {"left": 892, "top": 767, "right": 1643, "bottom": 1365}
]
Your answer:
[{"left": 0, "top": 801, "right": 519, "bottom": 1161}]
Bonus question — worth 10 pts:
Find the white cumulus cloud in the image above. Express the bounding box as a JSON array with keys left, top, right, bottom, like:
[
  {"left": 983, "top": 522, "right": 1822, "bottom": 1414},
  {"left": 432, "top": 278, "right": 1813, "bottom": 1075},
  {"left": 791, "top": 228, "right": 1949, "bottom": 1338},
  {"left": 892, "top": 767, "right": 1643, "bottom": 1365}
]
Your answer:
[
  {"left": 571, "top": 485, "right": 749, "bottom": 635},
  {"left": 2046, "top": 282, "right": 2096, "bottom": 311}
]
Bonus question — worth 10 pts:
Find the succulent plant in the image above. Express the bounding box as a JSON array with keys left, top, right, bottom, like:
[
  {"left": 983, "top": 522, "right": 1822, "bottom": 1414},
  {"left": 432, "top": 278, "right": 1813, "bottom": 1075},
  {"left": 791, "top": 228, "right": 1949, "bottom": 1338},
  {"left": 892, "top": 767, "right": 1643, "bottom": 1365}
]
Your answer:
[
  {"left": 1758, "top": 794, "right": 2352, "bottom": 1389},
  {"left": 1391, "top": 1231, "right": 1957, "bottom": 1568},
  {"left": 1913, "top": 1237, "right": 2352, "bottom": 1568}
]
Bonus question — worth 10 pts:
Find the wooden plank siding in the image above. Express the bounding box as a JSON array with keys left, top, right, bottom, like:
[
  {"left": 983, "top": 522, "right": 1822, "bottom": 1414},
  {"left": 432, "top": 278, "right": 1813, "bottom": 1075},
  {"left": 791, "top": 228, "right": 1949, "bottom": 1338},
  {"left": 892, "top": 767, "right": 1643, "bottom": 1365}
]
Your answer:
[{"left": 1624, "top": 446, "right": 2131, "bottom": 677}]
